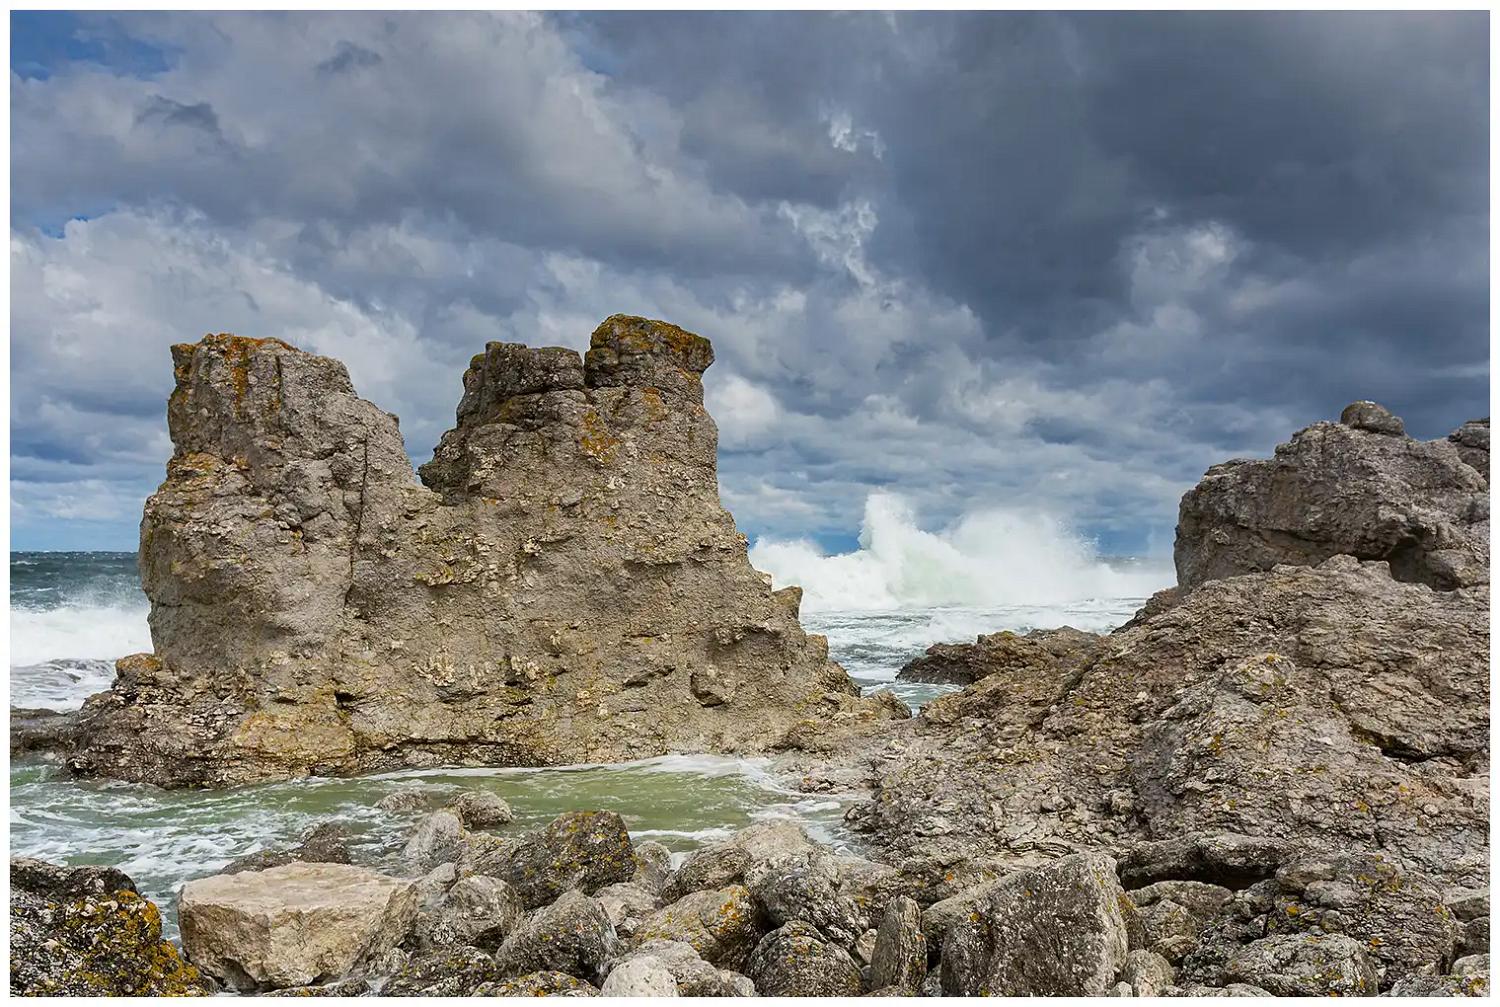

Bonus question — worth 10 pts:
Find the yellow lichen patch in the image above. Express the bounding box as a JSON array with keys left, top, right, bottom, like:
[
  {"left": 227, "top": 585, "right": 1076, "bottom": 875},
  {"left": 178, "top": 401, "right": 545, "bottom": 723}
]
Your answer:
[{"left": 578, "top": 410, "right": 621, "bottom": 463}]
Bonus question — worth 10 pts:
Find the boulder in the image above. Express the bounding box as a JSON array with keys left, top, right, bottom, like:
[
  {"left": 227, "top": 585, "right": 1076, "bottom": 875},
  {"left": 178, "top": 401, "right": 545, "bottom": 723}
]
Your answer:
[
  {"left": 744, "top": 921, "right": 863, "bottom": 996},
  {"left": 940, "top": 853, "right": 1130, "bottom": 996},
  {"left": 605, "top": 939, "right": 755, "bottom": 996},
  {"left": 475, "top": 970, "right": 600, "bottom": 996},
  {"left": 380, "top": 946, "right": 502, "bottom": 995},
  {"left": 223, "top": 822, "right": 352, "bottom": 874},
  {"left": 631, "top": 840, "right": 674, "bottom": 896},
  {"left": 67, "top": 318, "right": 891, "bottom": 789},
  {"left": 594, "top": 881, "right": 659, "bottom": 938},
  {"left": 403, "top": 810, "right": 464, "bottom": 871},
  {"left": 1339, "top": 400, "right": 1405, "bottom": 435},
  {"left": 494, "top": 892, "right": 616, "bottom": 982},
  {"left": 743, "top": 847, "right": 905, "bottom": 949},
  {"left": 662, "top": 820, "right": 818, "bottom": 901},
  {"left": 1175, "top": 402, "right": 1488, "bottom": 591},
  {"left": 178, "top": 862, "right": 417, "bottom": 991},
  {"left": 462, "top": 811, "right": 634, "bottom": 908},
  {"left": 410, "top": 874, "right": 524, "bottom": 950},
  {"left": 598, "top": 956, "right": 679, "bottom": 996},
  {"left": 1266, "top": 852, "right": 1461, "bottom": 983},
  {"left": 1119, "top": 949, "right": 1176, "bottom": 996},
  {"left": 447, "top": 789, "right": 513, "bottom": 828},
  {"left": 631, "top": 884, "right": 762, "bottom": 971},
  {"left": 9, "top": 858, "right": 211, "bottom": 996},
  {"left": 1223, "top": 933, "right": 1379, "bottom": 996},
  {"left": 868, "top": 895, "right": 926, "bottom": 992},
  {"left": 376, "top": 784, "right": 434, "bottom": 814}
]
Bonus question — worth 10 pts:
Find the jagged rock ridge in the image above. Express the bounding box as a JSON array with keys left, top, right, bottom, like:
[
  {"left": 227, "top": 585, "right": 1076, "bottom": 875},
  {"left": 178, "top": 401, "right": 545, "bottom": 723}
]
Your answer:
[
  {"left": 1175, "top": 401, "right": 1489, "bottom": 591},
  {"left": 67, "top": 315, "right": 893, "bottom": 787}
]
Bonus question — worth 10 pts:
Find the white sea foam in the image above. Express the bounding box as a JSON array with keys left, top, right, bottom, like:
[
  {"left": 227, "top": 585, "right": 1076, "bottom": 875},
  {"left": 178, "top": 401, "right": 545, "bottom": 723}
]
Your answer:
[
  {"left": 9, "top": 602, "right": 151, "bottom": 669},
  {"left": 750, "top": 492, "right": 1171, "bottom": 612}
]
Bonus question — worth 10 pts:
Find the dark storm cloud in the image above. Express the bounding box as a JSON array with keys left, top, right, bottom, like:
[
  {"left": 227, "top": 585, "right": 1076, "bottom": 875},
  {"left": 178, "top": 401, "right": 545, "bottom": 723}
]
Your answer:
[{"left": 9, "top": 11, "right": 1488, "bottom": 552}]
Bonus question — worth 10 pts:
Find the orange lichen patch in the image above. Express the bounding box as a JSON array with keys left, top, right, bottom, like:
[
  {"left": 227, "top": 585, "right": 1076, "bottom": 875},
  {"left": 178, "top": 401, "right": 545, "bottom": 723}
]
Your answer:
[
  {"left": 196, "top": 333, "right": 296, "bottom": 406},
  {"left": 578, "top": 409, "right": 621, "bottom": 463},
  {"left": 641, "top": 386, "right": 669, "bottom": 422},
  {"left": 590, "top": 314, "right": 712, "bottom": 362}
]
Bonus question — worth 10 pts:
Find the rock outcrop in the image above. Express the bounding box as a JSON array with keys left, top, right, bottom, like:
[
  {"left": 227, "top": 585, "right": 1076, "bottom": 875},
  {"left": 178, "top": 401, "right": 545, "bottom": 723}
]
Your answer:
[
  {"left": 1175, "top": 401, "right": 1489, "bottom": 591},
  {"left": 66, "top": 316, "right": 889, "bottom": 787},
  {"left": 897, "top": 625, "right": 1101, "bottom": 686},
  {"left": 9, "top": 857, "right": 211, "bottom": 996},
  {"left": 820, "top": 399, "right": 1489, "bottom": 994}
]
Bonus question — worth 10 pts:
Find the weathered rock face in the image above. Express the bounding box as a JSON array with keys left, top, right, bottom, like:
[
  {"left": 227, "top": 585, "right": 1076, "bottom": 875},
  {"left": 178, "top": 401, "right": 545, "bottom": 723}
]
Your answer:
[
  {"left": 9, "top": 858, "right": 212, "bottom": 996},
  {"left": 852, "top": 557, "right": 1488, "bottom": 902},
  {"left": 1175, "top": 402, "right": 1489, "bottom": 591},
  {"left": 178, "top": 862, "right": 417, "bottom": 991},
  {"left": 67, "top": 316, "right": 885, "bottom": 787}
]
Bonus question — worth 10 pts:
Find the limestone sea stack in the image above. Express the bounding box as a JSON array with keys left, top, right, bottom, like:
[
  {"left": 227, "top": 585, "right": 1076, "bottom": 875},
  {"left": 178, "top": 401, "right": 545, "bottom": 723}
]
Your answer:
[{"left": 67, "top": 315, "right": 892, "bottom": 787}]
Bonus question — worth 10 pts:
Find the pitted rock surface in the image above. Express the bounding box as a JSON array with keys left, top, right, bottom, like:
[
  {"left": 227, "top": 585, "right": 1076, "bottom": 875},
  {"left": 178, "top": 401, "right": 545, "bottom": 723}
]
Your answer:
[{"left": 66, "top": 316, "right": 889, "bottom": 787}]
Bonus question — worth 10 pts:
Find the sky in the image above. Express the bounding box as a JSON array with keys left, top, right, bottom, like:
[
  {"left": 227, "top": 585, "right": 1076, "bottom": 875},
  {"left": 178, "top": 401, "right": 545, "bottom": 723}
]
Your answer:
[{"left": 9, "top": 11, "right": 1490, "bottom": 554}]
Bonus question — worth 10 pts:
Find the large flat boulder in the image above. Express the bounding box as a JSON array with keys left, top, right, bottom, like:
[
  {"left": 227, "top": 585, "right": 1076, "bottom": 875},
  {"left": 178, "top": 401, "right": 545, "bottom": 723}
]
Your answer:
[
  {"left": 67, "top": 316, "right": 894, "bottom": 788},
  {"left": 178, "top": 862, "right": 417, "bottom": 991}
]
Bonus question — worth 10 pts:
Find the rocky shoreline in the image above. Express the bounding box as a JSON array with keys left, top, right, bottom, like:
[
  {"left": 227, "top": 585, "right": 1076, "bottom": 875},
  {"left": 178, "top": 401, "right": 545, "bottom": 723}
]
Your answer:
[{"left": 9, "top": 318, "right": 1491, "bottom": 996}]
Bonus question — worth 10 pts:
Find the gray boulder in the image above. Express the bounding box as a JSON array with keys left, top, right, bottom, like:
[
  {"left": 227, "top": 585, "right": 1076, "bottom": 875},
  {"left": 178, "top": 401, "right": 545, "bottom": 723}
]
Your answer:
[
  {"left": 631, "top": 840, "right": 674, "bottom": 896},
  {"left": 1223, "top": 933, "right": 1379, "bottom": 996},
  {"left": 411, "top": 874, "right": 524, "bottom": 950},
  {"left": 447, "top": 790, "right": 513, "bottom": 828},
  {"left": 462, "top": 811, "right": 635, "bottom": 909},
  {"left": 662, "top": 820, "right": 817, "bottom": 901},
  {"left": 403, "top": 810, "right": 464, "bottom": 871},
  {"left": 178, "top": 862, "right": 417, "bottom": 991},
  {"left": 744, "top": 921, "right": 863, "bottom": 996},
  {"left": 9, "top": 857, "right": 212, "bottom": 996},
  {"left": 599, "top": 956, "right": 679, "bottom": 996},
  {"left": 381, "top": 946, "right": 502, "bottom": 995},
  {"left": 476, "top": 971, "right": 599, "bottom": 995},
  {"left": 494, "top": 892, "right": 616, "bottom": 982},
  {"left": 606, "top": 939, "right": 755, "bottom": 996},
  {"left": 223, "top": 822, "right": 352, "bottom": 874},
  {"left": 941, "top": 853, "right": 1130, "bottom": 996},
  {"left": 868, "top": 895, "right": 926, "bottom": 992},
  {"left": 594, "top": 881, "right": 659, "bottom": 939},
  {"left": 631, "top": 884, "right": 762, "bottom": 971}
]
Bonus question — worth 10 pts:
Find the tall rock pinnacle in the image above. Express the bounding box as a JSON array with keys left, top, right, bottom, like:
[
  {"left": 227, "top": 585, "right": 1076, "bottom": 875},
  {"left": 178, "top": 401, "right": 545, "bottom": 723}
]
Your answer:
[{"left": 69, "top": 316, "right": 896, "bottom": 787}]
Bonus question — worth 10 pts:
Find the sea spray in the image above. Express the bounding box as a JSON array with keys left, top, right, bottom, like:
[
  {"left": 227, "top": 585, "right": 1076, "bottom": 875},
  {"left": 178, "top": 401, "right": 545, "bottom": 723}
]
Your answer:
[{"left": 750, "top": 492, "right": 1170, "bottom": 612}]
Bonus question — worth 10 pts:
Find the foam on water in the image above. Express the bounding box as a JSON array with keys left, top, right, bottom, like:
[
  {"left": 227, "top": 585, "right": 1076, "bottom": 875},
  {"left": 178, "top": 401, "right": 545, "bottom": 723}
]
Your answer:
[
  {"left": 750, "top": 492, "right": 1169, "bottom": 613},
  {"left": 752, "top": 494, "right": 1170, "bottom": 706}
]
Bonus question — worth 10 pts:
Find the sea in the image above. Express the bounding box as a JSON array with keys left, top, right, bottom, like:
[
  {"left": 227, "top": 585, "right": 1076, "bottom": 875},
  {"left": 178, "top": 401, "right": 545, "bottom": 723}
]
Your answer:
[{"left": 8, "top": 499, "right": 1169, "bottom": 939}]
